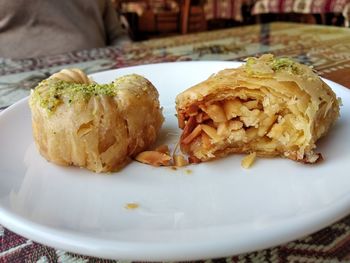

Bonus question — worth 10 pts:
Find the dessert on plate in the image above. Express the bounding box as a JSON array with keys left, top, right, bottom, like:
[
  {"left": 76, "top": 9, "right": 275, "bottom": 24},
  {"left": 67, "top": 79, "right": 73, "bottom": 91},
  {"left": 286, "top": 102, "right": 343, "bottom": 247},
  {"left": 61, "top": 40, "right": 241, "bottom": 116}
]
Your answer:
[
  {"left": 29, "top": 68, "right": 164, "bottom": 172},
  {"left": 176, "top": 54, "right": 340, "bottom": 164}
]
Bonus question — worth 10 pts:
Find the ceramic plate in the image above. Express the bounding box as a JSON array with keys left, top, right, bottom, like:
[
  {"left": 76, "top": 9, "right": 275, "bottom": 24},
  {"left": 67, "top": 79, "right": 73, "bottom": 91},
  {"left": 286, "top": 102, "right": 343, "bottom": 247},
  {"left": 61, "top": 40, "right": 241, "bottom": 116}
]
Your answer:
[{"left": 0, "top": 62, "right": 350, "bottom": 261}]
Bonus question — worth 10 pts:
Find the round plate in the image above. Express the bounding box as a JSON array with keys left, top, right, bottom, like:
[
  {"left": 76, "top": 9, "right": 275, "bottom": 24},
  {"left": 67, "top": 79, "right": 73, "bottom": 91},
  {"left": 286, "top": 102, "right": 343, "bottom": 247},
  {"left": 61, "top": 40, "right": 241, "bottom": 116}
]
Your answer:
[{"left": 0, "top": 61, "right": 350, "bottom": 261}]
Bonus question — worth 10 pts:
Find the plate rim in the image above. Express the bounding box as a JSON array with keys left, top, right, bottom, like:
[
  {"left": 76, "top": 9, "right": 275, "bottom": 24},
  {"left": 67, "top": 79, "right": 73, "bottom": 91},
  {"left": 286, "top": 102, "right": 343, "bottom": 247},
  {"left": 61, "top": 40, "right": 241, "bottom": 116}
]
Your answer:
[{"left": 0, "top": 61, "right": 350, "bottom": 261}]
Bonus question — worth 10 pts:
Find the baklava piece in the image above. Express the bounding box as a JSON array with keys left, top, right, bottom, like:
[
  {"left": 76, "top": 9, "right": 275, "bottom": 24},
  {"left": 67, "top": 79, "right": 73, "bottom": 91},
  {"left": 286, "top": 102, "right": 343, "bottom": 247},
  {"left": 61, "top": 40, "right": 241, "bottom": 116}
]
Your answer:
[
  {"left": 29, "top": 69, "right": 164, "bottom": 172},
  {"left": 176, "top": 54, "right": 340, "bottom": 163}
]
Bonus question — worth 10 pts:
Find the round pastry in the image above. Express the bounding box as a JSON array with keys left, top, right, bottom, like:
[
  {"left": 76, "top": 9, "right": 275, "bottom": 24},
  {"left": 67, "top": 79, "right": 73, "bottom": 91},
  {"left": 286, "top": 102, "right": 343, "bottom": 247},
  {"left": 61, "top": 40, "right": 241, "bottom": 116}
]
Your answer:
[
  {"left": 29, "top": 69, "right": 164, "bottom": 172},
  {"left": 176, "top": 54, "right": 340, "bottom": 163}
]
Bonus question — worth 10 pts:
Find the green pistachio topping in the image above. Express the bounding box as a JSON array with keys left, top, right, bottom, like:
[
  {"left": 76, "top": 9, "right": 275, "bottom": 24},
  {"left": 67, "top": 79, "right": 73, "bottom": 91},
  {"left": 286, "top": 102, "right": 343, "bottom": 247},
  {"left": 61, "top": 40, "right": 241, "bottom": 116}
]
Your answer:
[
  {"left": 244, "top": 54, "right": 302, "bottom": 76},
  {"left": 32, "top": 79, "right": 117, "bottom": 112},
  {"left": 271, "top": 57, "right": 300, "bottom": 73}
]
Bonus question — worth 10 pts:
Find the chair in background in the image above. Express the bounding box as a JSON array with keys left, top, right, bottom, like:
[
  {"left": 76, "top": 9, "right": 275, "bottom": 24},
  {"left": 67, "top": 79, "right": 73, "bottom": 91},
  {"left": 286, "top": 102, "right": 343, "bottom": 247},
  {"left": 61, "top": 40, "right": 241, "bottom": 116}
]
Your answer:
[
  {"left": 179, "top": 0, "right": 207, "bottom": 34},
  {"left": 188, "top": 2, "right": 207, "bottom": 32},
  {"left": 155, "top": 9, "right": 181, "bottom": 33},
  {"left": 118, "top": 0, "right": 206, "bottom": 38},
  {"left": 116, "top": 0, "right": 181, "bottom": 39}
]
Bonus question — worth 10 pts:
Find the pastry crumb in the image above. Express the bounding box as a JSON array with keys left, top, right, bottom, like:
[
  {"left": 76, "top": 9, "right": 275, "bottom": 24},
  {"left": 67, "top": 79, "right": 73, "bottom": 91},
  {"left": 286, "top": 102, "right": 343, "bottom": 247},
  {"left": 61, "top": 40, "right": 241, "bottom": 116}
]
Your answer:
[
  {"left": 174, "top": 154, "right": 188, "bottom": 167},
  {"left": 124, "top": 203, "right": 140, "bottom": 210},
  {"left": 185, "top": 169, "right": 192, "bottom": 174},
  {"left": 135, "top": 151, "right": 171, "bottom": 166},
  {"left": 155, "top": 144, "right": 170, "bottom": 155},
  {"left": 135, "top": 144, "right": 190, "bottom": 168},
  {"left": 241, "top": 152, "right": 257, "bottom": 169}
]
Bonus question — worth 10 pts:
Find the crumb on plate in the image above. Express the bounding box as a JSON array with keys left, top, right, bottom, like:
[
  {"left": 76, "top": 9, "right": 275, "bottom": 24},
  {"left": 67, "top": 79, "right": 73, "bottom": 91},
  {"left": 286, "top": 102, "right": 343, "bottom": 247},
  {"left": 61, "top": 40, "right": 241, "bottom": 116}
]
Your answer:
[
  {"left": 124, "top": 203, "right": 140, "bottom": 210},
  {"left": 185, "top": 169, "right": 192, "bottom": 175},
  {"left": 241, "top": 152, "right": 257, "bottom": 169}
]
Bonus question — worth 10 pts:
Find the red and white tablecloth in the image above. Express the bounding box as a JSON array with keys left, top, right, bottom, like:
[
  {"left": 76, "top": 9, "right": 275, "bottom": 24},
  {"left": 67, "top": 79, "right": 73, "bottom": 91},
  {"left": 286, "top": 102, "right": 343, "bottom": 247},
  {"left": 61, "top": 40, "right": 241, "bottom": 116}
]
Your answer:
[
  {"left": 204, "top": 0, "right": 245, "bottom": 21},
  {"left": 252, "top": 0, "right": 349, "bottom": 14},
  {"left": 252, "top": 0, "right": 350, "bottom": 26}
]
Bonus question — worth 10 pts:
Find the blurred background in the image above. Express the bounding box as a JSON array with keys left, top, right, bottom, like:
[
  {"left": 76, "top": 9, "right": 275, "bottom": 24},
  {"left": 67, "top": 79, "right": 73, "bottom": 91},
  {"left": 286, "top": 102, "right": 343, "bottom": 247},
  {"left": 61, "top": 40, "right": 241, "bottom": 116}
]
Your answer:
[{"left": 113, "top": 0, "right": 350, "bottom": 41}]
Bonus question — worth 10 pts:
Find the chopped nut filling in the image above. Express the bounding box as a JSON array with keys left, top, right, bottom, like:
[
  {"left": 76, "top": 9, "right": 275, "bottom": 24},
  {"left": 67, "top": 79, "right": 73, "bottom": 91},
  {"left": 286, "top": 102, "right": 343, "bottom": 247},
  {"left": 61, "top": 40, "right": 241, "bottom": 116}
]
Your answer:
[
  {"left": 179, "top": 96, "right": 309, "bottom": 161},
  {"left": 241, "top": 152, "right": 257, "bottom": 169},
  {"left": 135, "top": 151, "right": 172, "bottom": 166},
  {"left": 124, "top": 203, "right": 140, "bottom": 210},
  {"left": 135, "top": 145, "right": 190, "bottom": 168},
  {"left": 174, "top": 154, "right": 188, "bottom": 167}
]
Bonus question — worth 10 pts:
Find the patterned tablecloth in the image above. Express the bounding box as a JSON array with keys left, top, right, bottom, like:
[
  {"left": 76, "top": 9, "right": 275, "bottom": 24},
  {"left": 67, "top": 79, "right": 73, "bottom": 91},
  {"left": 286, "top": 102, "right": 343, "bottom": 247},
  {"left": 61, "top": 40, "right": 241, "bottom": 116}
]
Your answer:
[{"left": 1, "top": 22, "right": 350, "bottom": 262}]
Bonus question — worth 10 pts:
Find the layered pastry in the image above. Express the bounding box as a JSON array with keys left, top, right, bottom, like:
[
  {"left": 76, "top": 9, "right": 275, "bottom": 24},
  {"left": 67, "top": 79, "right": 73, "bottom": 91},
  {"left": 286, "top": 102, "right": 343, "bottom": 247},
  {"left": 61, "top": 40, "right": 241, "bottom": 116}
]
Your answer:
[
  {"left": 29, "top": 69, "right": 164, "bottom": 172},
  {"left": 176, "top": 54, "right": 340, "bottom": 163}
]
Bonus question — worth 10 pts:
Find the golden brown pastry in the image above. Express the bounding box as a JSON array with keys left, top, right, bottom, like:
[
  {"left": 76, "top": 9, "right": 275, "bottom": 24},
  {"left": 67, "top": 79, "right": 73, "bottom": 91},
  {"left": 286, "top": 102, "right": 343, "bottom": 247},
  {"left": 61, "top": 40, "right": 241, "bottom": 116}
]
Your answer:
[
  {"left": 29, "top": 69, "right": 164, "bottom": 172},
  {"left": 176, "top": 54, "right": 340, "bottom": 163}
]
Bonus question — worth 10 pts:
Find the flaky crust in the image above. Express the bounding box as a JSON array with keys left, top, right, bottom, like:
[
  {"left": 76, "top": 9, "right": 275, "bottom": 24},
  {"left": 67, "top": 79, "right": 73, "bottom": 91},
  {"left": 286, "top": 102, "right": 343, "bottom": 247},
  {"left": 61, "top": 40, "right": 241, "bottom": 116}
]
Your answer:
[
  {"left": 176, "top": 54, "right": 340, "bottom": 163},
  {"left": 29, "top": 69, "right": 164, "bottom": 172}
]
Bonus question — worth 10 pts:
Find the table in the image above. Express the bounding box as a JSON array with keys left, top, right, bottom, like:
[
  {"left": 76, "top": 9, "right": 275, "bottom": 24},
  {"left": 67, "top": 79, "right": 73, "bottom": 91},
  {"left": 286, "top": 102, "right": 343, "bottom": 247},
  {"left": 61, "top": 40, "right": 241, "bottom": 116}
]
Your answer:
[{"left": 1, "top": 22, "right": 350, "bottom": 261}]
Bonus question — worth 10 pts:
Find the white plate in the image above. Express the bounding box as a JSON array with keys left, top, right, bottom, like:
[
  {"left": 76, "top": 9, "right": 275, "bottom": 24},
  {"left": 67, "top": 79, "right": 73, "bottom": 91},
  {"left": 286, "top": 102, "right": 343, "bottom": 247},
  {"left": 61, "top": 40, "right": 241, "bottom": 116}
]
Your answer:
[{"left": 0, "top": 61, "right": 350, "bottom": 261}]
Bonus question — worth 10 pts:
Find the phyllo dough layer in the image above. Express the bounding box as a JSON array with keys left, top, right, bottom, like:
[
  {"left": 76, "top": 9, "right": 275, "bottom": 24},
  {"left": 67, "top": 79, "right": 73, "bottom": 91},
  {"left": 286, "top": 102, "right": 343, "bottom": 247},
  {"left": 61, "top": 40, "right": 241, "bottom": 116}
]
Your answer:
[
  {"left": 176, "top": 54, "right": 340, "bottom": 163},
  {"left": 29, "top": 69, "right": 164, "bottom": 172}
]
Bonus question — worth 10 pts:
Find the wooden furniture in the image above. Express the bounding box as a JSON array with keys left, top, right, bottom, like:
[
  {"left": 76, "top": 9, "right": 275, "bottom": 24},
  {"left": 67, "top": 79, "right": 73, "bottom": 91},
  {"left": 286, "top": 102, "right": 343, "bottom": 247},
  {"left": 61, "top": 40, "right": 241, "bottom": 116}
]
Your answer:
[
  {"left": 118, "top": 0, "right": 181, "bottom": 39},
  {"left": 119, "top": 0, "right": 207, "bottom": 38},
  {"left": 179, "top": 0, "right": 207, "bottom": 34},
  {"left": 155, "top": 9, "right": 180, "bottom": 33}
]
